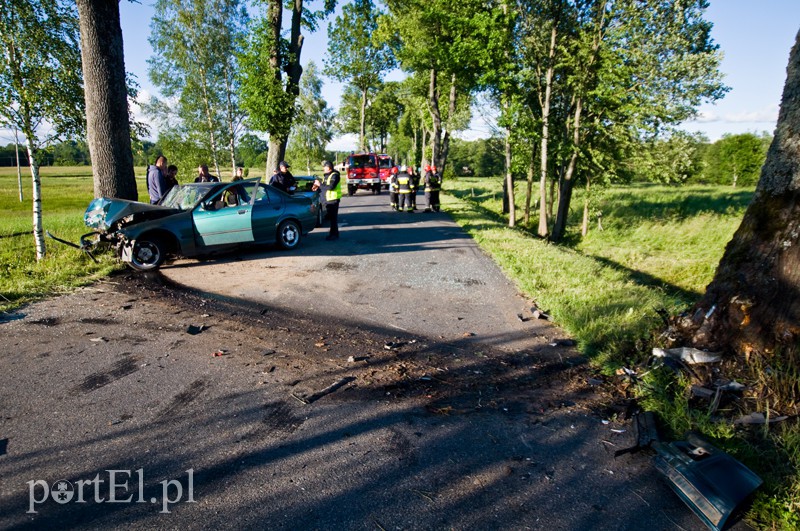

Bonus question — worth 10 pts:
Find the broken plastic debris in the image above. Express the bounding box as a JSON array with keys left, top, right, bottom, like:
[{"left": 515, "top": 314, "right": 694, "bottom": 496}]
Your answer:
[
  {"left": 347, "top": 356, "right": 356, "bottom": 363},
  {"left": 718, "top": 381, "right": 745, "bottom": 392},
  {"left": 652, "top": 347, "right": 721, "bottom": 364},
  {"left": 734, "top": 412, "right": 788, "bottom": 425},
  {"left": 610, "top": 428, "right": 627, "bottom": 434},
  {"left": 212, "top": 350, "right": 227, "bottom": 357},
  {"left": 186, "top": 324, "right": 205, "bottom": 335},
  {"left": 90, "top": 337, "right": 108, "bottom": 342}
]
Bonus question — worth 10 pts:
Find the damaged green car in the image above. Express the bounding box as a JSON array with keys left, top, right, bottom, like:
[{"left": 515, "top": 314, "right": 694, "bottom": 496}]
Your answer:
[{"left": 75, "top": 178, "right": 319, "bottom": 271}]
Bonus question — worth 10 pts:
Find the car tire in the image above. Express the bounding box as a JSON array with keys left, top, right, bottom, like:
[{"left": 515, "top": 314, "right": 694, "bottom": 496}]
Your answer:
[
  {"left": 277, "top": 220, "right": 302, "bottom": 250},
  {"left": 128, "top": 236, "right": 166, "bottom": 271},
  {"left": 347, "top": 184, "right": 356, "bottom": 196}
]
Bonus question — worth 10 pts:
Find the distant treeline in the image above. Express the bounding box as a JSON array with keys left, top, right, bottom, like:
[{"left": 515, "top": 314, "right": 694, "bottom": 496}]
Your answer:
[{"left": 446, "top": 131, "right": 771, "bottom": 186}]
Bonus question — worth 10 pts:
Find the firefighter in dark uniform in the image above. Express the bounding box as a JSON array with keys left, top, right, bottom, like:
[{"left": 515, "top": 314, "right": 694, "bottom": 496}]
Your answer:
[
  {"left": 321, "top": 160, "right": 341, "bottom": 240},
  {"left": 396, "top": 165, "right": 415, "bottom": 212},
  {"left": 424, "top": 164, "right": 443, "bottom": 212},
  {"left": 408, "top": 166, "right": 420, "bottom": 210},
  {"left": 388, "top": 166, "right": 399, "bottom": 210}
]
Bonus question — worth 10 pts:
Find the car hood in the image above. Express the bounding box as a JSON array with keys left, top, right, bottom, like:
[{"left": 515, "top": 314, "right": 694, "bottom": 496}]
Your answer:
[{"left": 84, "top": 198, "right": 177, "bottom": 231}]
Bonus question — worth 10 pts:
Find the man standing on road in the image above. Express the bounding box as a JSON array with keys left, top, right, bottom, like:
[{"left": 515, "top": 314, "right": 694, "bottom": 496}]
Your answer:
[
  {"left": 321, "top": 160, "right": 341, "bottom": 240},
  {"left": 147, "top": 155, "right": 168, "bottom": 204}
]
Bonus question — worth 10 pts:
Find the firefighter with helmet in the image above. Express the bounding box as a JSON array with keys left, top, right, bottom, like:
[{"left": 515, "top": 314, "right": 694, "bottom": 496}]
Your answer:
[
  {"left": 388, "top": 166, "right": 400, "bottom": 210},
  {"left": 396, "top": 165, "right": 415, "bottom": 212},
  {"left": 424, "top": 164, "right": 443, "bottom": 212}
]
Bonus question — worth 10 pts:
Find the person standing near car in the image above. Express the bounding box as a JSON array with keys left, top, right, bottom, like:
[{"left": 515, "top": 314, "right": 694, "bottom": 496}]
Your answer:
[
  {"left": 195, "top": 164, "right": 219, "bottom": 183},
  {"left": 270, "top": 160, "right": 297, "bottom": 194},
  {"left": 321, "top": 160, "right": 341, "bottom": 240},
  {"left": 147, "top": 155, "right": 169, "bottom": 204}
]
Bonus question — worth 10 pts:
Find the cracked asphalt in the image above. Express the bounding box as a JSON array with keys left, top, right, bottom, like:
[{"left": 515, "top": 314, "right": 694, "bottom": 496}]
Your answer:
[{"left": 0, "top": 191, "right": 749, "bottom": 530}]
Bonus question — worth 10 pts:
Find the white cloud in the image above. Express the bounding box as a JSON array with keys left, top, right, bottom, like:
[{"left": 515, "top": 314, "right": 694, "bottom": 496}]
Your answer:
[{"left": 689, "top": 105, "right": 779, "bottom": 124}]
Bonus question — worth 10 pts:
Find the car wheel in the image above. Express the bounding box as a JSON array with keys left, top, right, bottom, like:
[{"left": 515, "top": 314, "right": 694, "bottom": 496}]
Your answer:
[
  {"left": 128, "top": 236, "right": 166, "bottom": 271},
  {"left": 277, "top": 220, "right": 302, "bottom": 250},
  {"left": 348, "top": 184, "right": 356, "bottom": 196}
]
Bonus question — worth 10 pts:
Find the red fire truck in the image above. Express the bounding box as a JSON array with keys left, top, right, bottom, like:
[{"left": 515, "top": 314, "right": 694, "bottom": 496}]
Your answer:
[
  {"left": 377, "top": 154, "right": 394, "bottom": 190},
  {"left": 346, "top": 153, "right": 380, "bottom": 195}
]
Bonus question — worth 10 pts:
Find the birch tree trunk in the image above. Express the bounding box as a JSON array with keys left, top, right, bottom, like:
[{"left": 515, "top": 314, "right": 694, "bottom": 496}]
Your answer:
[{"left": 25, "top": 140, "right": 45, "bottom": 260}]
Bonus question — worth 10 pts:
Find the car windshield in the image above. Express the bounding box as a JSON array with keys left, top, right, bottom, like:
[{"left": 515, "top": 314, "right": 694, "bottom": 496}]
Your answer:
[
  {"left": 160, "top": 183, "right": 216, "bottom": 210},
  {"left": 378, "top": 157, "right": 393, "bottom": 169}
]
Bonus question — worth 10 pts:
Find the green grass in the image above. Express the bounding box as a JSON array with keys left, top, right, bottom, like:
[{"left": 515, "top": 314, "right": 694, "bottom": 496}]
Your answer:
[{"left": 443, "top": 177, "right": 799, "bottom": 529}]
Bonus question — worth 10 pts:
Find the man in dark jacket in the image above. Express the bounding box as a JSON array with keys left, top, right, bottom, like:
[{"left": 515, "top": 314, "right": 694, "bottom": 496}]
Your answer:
[
  {"left": 320, "top": 160, "right": 342, "bottom": 240},
  {"left": 270, "top": 160, "right": 297, "bottom": 193},
  {"left": 147, "top": 155, "right": 169, "bottom": 204}
]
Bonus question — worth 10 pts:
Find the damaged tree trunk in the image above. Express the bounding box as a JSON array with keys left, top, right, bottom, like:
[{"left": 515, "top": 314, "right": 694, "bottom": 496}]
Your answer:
[{"left": 675, "top": 30, "right": 800, "bottom": 359}]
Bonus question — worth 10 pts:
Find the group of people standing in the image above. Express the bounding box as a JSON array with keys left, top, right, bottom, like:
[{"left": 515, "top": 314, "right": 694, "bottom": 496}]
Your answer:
[
  {"left": 387, "top": 164, "right": 442, "bottom": 213},
  {"left": 146, "top": 158, "right": 222, "bottom": 204}
]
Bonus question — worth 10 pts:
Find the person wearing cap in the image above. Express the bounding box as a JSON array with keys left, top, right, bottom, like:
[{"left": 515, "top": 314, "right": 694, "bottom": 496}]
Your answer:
[
  {"left": 320, "top": 160, "right": 341, "bottom": 240},
  {"left": 269, "top": 160, "right": 296, "bottom": 193}
]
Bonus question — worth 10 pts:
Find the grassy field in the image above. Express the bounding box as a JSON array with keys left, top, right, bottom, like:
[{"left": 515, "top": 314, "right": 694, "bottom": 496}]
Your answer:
[
  {"left": 1, "top": 169, "right": 797, "bottom": 528},
  {"left": 443, "top": 177, "right": 798, "bottom": 529}
]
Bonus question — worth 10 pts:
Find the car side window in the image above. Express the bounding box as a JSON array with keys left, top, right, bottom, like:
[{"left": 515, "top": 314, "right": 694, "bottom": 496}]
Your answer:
[{"left": 255, "top": 184, "right": 274, "bottom": 204}]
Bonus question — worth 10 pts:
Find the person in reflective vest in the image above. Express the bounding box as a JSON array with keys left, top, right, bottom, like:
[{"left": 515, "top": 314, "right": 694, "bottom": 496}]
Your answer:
[
  {"left": 424, "top": 164, "right": 443, "bottom": 212},
  {"left": 321, "top": 160, "right": 342, "bottom": 240},
  {"left": 396, "top": 166, "right": 415, "bottom": 212},
  {"left": 388, "top": 166, "right": 399, "bottom": 210}
]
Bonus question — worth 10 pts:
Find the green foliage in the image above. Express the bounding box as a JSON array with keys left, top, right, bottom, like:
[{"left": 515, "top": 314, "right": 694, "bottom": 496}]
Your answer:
[
  {"left": 236, "top": 134, "right": 268, "bottom": 169},
  {"left": 447, "top": 137, "right": 505, "bottom": 177},
  {"left": 699, "top": 132, "right": 771, "bottom": 186},
  {"left": 624, "top": 131, "right": 708, "bottom": 184},
  {"left": 0, "top": 0, "right": 85, "bottom": 151},
  {"left": 148, "top": 0, "right": 248, "bottom": 170},
  {"left": 286, "top": 62, "right": 334, "bottom": 173}
]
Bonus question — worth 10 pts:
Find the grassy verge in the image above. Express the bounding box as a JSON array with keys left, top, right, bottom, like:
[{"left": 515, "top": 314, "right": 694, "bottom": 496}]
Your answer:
[{"left": 443, "top": 177, "right": 799, "bottom": 529}]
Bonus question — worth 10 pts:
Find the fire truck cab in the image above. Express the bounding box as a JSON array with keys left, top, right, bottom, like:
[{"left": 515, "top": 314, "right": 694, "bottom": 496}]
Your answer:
[{"left": 346, "top": 153, "right": 381, "bottom": 195}]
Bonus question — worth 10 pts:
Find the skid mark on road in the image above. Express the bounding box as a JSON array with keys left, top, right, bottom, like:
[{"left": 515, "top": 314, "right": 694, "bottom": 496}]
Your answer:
[
  {"left": 74, "top": 355, "right": 140, "bottom": 393},
  {"left": 158, "top": 379, "right": 208, "bottom": 418}
]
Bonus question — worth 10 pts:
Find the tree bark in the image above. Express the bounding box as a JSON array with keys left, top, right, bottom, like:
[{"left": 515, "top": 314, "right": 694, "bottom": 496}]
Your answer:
[
  {"left": 76, "top": 0, "right": 137, "bottom": 200},
  {"left": 538, "top": 23, "right": 557, "bottom": 238},
  {"left": 428, "top": 68, "right": 442, "bottom": 167},
  {"left": 677, "top": 30, "right": 800, "bottom": 358},
  {"left": 25, "top": 139, "right": 45, "bottom": 260},
  {"left": 551, "top": 95, "right": 582, "bottom": 242},
  {"left": 359, "top": 87, "right": 368, "bottom": 151}
]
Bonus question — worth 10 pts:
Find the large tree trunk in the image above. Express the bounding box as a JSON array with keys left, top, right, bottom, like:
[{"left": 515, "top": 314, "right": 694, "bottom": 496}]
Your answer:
[
  {"left": 76, "top": 0, "right": 137, "bottom": 200},
  {"left": 676, "top": 30, "right": 800, "bottom": 359},
  {"left": 551, "top": 96, "right": 583, "bottom": 242}
]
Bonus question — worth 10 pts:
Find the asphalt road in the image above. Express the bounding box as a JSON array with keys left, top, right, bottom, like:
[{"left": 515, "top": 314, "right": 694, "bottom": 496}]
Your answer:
[{"left": 0, "top": 191, "right": 750, "bottom": 530}]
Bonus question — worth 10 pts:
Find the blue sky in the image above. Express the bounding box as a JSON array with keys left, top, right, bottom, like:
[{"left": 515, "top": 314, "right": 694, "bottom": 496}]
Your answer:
[{"left": 116, "top": 1, "right": 800, "bottom": 147}]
